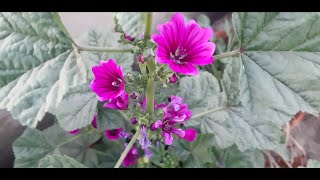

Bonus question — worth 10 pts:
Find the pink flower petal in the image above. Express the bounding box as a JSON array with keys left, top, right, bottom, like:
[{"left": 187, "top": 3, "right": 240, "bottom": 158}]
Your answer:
[
  {"left": 182, "top": 129, "right": 197, "bottom": 142},
  {"left": 162, "top": 131, "right": 173, "bottom": 145}
]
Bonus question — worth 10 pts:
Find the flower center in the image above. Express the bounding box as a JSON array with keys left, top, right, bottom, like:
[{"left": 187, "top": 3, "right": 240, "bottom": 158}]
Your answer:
[
  {"left": 109, "top": 130, "right": 117, "bottom": 136},
  {"left": 162, "top": 121, "right": 171, "bottom": 132},
  {"left": 112, "top": 78, "right": 122, "bottom": 88},
  {"left": 170, "top": 47, "right": 187, "bottom": 64}
]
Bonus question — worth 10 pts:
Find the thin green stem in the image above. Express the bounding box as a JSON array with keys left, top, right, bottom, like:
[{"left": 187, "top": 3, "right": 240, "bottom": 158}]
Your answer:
[
  {"left": 114, "top": 129, "right": 140, "bottom": 168},
  {"left": 190, "top": 107, "right": 226, "bottom": 120},
  {"left": 77, "top": 45, "right": 131, "bottom": 53},
  {"left": 118, "top": 110, "right": 130, "bottom": 121},
  {"left": 114, "top": 12, "right": 154, "bottom": 169},
  {"left": 145, "top": 61, "right": 156, "bottom": 116},
  {"left": 144, "top": 12, "right": 153, "bottom": 40},
  {"left": 56, "top": 128, "right": 96, "bottom": 149},
  {"left": 213, "top": 49, "right": 240, "bottom": 61}
]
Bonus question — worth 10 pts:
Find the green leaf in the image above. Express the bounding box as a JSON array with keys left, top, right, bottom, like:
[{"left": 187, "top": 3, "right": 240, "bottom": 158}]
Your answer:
[
  {"left": 0, "top": 12, "right": 73, "bottom": 128},
  {"left": 114, "top": 13, "right": 146, "bottom": 38},
  {"left": 39, "top": 154, "right": 87, "bottom": 168},
  {"left": 13, "top": 128, "right": 52, "bottom": 168},
  {"left": 232, "top": 12, "right": 320, "bottom": 125},
  {"left": 0, "top": 12, "right": 99, "bottom": 131},
  {"left": 178, "top": 71, "right": 233, "bottom": 149},
  {"left": 213, "top": 145, "right": 265, "bottom": 168},
  {"left": 197, "top": 14, "right": 211, "bottom": 28},
  {"left": 96, "top": 106, "right": 131, "bottom": 132},
  {"left": 171, "top": 134, "right": 216, "bottom": 167},
  {"left": 179, "top": 71, "right": 280, "bottom": 151},
  {"left": 91, "top": 141, "right": 124, "bottom": 168},
  {"left": 13, "top": 124, "right": 101, "bottom": 168}
]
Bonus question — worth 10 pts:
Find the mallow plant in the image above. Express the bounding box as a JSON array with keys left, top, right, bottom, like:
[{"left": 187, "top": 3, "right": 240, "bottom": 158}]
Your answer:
[{"left": 2, "top": 12, "right": 320, "bottom": 168}]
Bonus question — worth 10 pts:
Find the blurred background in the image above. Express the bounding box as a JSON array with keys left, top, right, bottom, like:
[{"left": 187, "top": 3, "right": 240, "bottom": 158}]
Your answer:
[{"left": 1, "top": 12, "right": 318, "bottom": 168}]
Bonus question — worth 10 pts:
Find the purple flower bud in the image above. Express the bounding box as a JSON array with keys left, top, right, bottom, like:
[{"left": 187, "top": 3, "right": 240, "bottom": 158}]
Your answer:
[
  {"left": 124, "top": 34, "right": 135, "bottom": 42},
  {"left": 138, "top": 54, "right": 144, "bottom": 64},
  {"left": 131, "top": 92, "right": 137, "bottom": 99},
  {"left": 130, "top": 117, "right": 137, "bottom": 125},
  {"left": 169, "top": 73, "right": 178, "bottom": 84}
]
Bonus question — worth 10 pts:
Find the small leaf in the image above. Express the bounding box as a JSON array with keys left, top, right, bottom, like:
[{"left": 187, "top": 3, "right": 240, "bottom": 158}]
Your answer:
[{"left": 197, "top": 14, "right": 211, "bottom": 28}]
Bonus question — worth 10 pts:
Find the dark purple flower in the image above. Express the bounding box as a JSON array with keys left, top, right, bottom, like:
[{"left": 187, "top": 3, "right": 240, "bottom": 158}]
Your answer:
[
  {"left": 130, "top": 117, "right": 137, "bottom": 125},
  {"left": 131, "top": 92, "right": 138, "bottom": 99},
  {"left": 90, "top": 59, "right": 125, "bottom": 101},
  {"left": 164, "top": 95, "right": 192, "bottom": 120},
  {"left": 69, "top": 129, "right": 80, "bottom": 135},
  {"left": 124, "top": 34, "right": 135, "bottom": 42},
  {"left": 150, "top": 96, "right": 196, "bottom": 145},
  {"left": 139, "top": 125, "right": 151, "bottom": 149},
  {"left": 151, "top": 12, "right": 215, "bottom": 75},
  {"left": 104, "top": 92, "right": 129, "bottom": 110},
  {"left": 122, "top": 144, "right": 138, "bottom": 167},
  {"left": 169, "top": 73, "right": 178, "bottom": 83},
  {"left": 119, "top": 131, "right": 129, "bottom": 139},
  {"left": 105, "top": 128, "right": 123, "bottom": 141}
]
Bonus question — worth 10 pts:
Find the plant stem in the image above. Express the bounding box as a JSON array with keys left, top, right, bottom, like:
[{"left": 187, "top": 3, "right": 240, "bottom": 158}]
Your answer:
[
  {"left": 114, "top": 129, "right": 140, "bottom": 168},
  {"left": 77, "top": 45, "right": 131, "bottom": 53},
  {"left": 190, "top": 107, "right": 225, "bottom": 120},
  {"left": 144, "top": 12, "right": 153, "bottom": 40},
  {"left": 145, "top": 61, "right": 156, "bottom": 116},
  {"left": 213, "top": 49, "right": 240, "bottom": 61},
  {"left": 114, "top": 12, "right": 154, "bottom": 168}
]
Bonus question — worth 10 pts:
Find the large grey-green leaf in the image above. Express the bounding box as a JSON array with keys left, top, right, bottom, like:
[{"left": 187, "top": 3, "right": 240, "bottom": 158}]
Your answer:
[
  {"left": 232, "top": 12, "right": 320, "bottom": 125},
  {"left": 13, "top": 124, "right": 101, "bottom": 168},
  {"left": 39, "top": 154, "right": 87, "bottom": 168},
  {"left": 96, "top": 106, "right": 131, "bottom": 132},
  {"left": 0, "top": 12, "right": 73, "bottom": 127},
  {"left": 213, "top": 145, "right": 265, "bottom": 168},
  {"left": 114, "top": 13, "right": 146, "bottom": 38},
  {"left": 178, "top": 71, "right": 233, "bottom": 149},
  {"left": 171, "top": 134, "right": 215, "bottom": 168},
  {"left": 178, "top": 71, "right": 280, "bottom": 151},
  {"left": 13, "top": 128, "right": 52, "bottom": 168}
]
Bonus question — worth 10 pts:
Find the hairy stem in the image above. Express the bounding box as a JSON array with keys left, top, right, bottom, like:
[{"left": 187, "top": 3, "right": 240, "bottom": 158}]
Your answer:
[
  {"left": 77, "top": 45, "right": 131, "bottom": 53},
  {"left": 190, "top": 107, "right": 225, "bottom": 120},
  {"left": 213, "top": 49, "right": 241, "bottom": 61},
  {"left": 114, "top": 129, "right": 140, "bottom": 168},
  {"left": 144, "top": 12, "right": 153, "bottom": 40},
  {"left": 114, "top": 12, "right": 154, "bottom": 168}
]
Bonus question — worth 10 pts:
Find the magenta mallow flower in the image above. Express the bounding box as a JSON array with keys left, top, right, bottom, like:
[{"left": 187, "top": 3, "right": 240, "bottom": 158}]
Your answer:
[
  {"left": 69, "top": 129, "right": 80, "bottom": 135},
  {"left": 122, "top": 144, "right": 138, "bottom": 167},
  {"left": 150, "top": 95, "right": 196, "bottom": 145},
  {"left": 105, "top": 128, "right": 123, "bottom": 141},
  {"left": 169, "top": 73, "right": 178, "bottom": 83},
  {"left": 90, "top": 59, "right": 125, "bottom": 101},
  {"left": 124, "top": 34, "right": 135, "bottom": 42},
  {"left": 104, "top": 92, "right": 129, "bottom": 110},
  {"left": 164, "top": 95, "right": 192, "bottom": 120},
  {"left": 151, "top": 12, "right": 215, "bottom": 76}
]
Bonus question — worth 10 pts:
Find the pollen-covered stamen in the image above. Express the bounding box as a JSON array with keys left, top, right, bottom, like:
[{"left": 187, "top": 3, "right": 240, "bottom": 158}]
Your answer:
[
  {"left": 112, "top": 78, "right": 122, "bottom": 87},
  {"left": 170, "top": 47, "right": 188, "bottom": 64}
]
